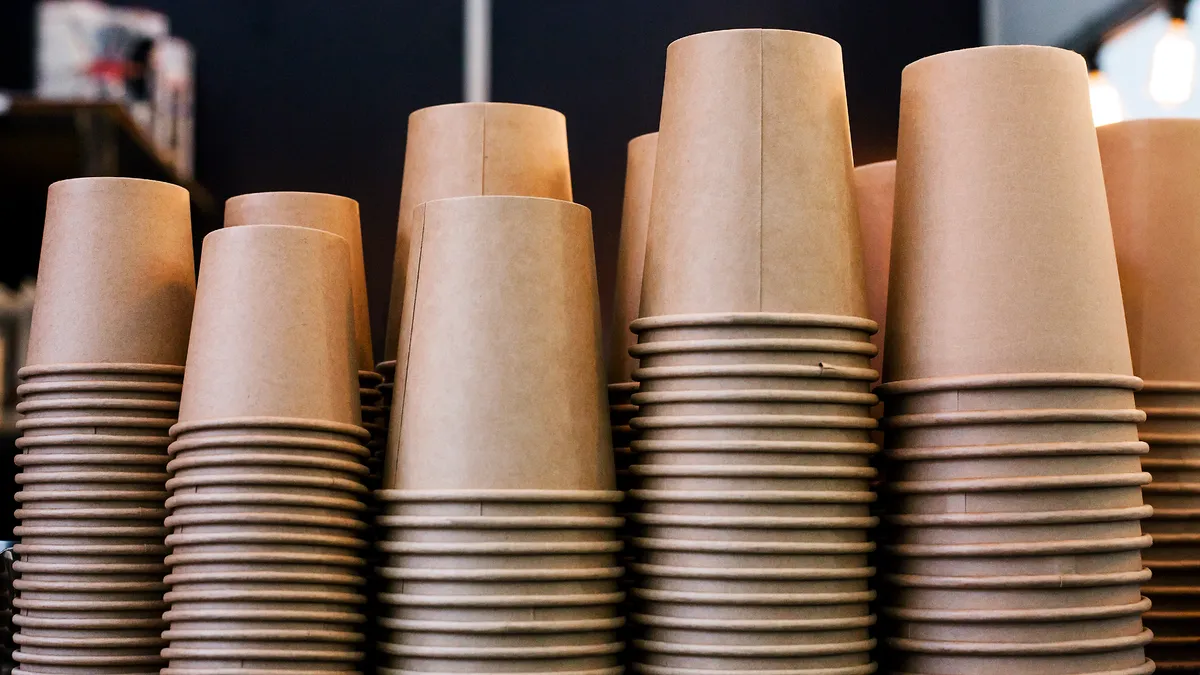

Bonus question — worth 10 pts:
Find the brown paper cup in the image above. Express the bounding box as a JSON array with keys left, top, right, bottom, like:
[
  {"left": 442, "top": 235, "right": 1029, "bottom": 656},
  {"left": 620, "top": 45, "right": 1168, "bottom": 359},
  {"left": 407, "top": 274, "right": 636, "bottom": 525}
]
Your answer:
[
  {"left": 225, "top": 191, "right": 374, "bottom": 370},
  {"left": 886, "top": 46, "right": 1130, "bottom": 383},
  {"left": 386, "top": 197, "right": 611, "bottom": 491},
  {"left": 608, "top": 132, "right": 658, "bottom": 384},
  {"left": 178, "top": 225, "right": 360, "bottom": 426},
  {"left": 17, "top": 378, "right": 184, "bottom": 404},
  {"left": 641, "top": 29, "right": 866, "bottom": 319},
  {"left": 854, "top": 160, "right": 895, "bottom": 380},
  {"left": 1100, "top": 119, "right": 1200, "bottom": 384},
  {"left": 631, "top": 313, "right": 876, "bottom": 346},
  {"left": 630, "top": 338, "right": 875, "bottom": 370},
  {"left": 385, "top": 101, "right": 573, "bottom": 363},
  {"left": 634, "top": 364, "right": 877, "bottom": 397},
  {"left": 26, "top": 177, "right": 195, "bottom": 368},
  {"left": 887, "top": 631, "right": 1151, "bottom": 674}
]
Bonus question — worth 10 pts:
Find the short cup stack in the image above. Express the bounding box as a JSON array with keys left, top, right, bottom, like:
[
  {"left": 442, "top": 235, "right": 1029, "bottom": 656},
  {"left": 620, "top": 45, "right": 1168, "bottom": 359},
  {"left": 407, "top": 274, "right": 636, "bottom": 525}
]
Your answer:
[
  {"left": 161, "top": 225, "right": 370, "bottom": 674},
  {"left": 13, "top": 177, "right": 195, "bottom": 675},
  {"left": 879, "top": 47, "right": 1153, "bottom": 674},
  {"left": 376, "top": 101, "right": 574, "bottom": 446},
  {"left": 627, "top": 30, "right": 880, "bottom": 675},
  {"left": 224, "top": 193, "right": 382, "bottom": 488},
  {"left": 374, "top": 196, "right": 624, "bottom": 675},
  {"left": 1101, "top": 118, "right": 1200, "bottom": 672}
]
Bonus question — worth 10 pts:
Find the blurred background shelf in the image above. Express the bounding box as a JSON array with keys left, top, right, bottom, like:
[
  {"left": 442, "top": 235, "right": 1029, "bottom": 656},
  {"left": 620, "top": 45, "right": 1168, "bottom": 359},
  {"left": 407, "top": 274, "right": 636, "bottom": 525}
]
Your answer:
[{"left": 0, "top": 97, "right": 216, "bottom": 288}]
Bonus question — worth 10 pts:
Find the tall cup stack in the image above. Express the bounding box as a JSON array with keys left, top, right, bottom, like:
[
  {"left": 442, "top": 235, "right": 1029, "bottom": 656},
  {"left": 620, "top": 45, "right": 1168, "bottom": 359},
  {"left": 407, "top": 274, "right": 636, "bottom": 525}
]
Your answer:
[
  {"left": 13, "top": 177, "right": 196, "bottom": 674},
  {"left": 375, "top": 196, "right": 624, "bottom": 675},
  {"left": 627, "top": 29, "right": 880, "bottom": 675},
  {"left": 224, "top": 192, "right": 380, "bottom": 487},
  {"left": 1100, "top": 118, "right": 1200, "bottom": 672},
  {"left": 160, "top": 225, "right": 370, "bottom": 674},
  {"left": 377, "top": 102, "right": 574, "bottom": 442},
  {"left": 608, "top": 132, "right": 658, "bottom": 556},
  {"left": 879, "top": 46, "right": 1153, "bottom": 674}
]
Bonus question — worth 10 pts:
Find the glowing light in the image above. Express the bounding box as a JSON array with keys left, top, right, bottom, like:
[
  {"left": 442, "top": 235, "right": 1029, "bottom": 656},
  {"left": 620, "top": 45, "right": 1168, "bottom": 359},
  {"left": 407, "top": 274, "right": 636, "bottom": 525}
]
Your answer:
[
  {"left": 1149, "top": 18, "right": 1195, "bottom": 106},
  {"left": 1089, "top": 69, "right": 1123, "bottom": 126}
]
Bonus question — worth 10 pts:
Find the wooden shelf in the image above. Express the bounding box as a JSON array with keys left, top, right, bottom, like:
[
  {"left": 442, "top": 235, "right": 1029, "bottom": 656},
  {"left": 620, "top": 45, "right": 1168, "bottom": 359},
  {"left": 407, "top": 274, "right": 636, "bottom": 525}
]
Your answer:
[
  {"left": 0, "top": 97, "right": 215, "bottom": 213},
  {"left": 0, "top": 97, "right": 217, "bottom": 288}
]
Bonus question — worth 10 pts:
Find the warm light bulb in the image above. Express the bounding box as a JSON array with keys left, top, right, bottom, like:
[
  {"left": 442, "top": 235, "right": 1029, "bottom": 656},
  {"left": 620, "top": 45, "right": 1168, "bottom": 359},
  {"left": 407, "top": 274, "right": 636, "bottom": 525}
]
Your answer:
[
  {"left": 1150, "top": 17, "right": 1195, "bottom": 106},
  {"left": 1089, "top": 69, "right": 1123, "bottom": 126}
]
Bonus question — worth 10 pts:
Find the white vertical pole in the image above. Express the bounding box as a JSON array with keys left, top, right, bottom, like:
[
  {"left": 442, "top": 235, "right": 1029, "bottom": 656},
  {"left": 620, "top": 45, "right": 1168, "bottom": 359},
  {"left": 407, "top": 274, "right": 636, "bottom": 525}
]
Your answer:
[
  {"left": 981, "top": 0, "right": 1004, "bottom": 45},
  {"left": 464, "top": 0, "right": 492, "bottom": 102}
]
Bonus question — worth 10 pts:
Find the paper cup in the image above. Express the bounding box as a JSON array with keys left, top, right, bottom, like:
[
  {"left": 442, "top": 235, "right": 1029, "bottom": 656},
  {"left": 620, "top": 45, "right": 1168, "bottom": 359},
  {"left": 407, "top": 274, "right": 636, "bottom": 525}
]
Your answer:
[
  {"left": 642, "top": 30, "right": 866, "bottom": 319},
  {"left": 384, "top": 101, "right": 573, "bottom": 364},
  {"left": 225, "top": 191, "right": 374, "bottom": 370},
  {"left": 854, "top": 160, "right": 895, "bottom": 380},
  {"left": 886, "top": 46, "right": 1130, "bottom": 383},
  {"left": 1099, "top": 120, "right": 1200, "bottom": 386},
  {"left": 178, "top": 225, "right": 359, "bottom": 426},
  {"left": 608, "top": 132, "right": 658, "bottom": 385},
  {"left": 386, "top": 197, "right": 611, "bottom": 491},
  {"left": 26, "top": 177, "right": 195, "bottom": 368}
]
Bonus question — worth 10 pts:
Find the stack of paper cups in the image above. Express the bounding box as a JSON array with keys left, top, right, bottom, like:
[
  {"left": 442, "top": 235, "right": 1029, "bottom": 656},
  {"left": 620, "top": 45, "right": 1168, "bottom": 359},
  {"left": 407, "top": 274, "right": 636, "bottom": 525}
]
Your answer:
[
  {"left": 376, "top": 102, "right": 574, "bottom": 437},
  {"left": 161, "top": 225, "right": 369, "bottom": 674},
  {"left": 608, "top": 132, "right": 658, "bottom": 571},
  {"left": 880, "top": 46, "right": 1153, "bottom": 674},
  {"left": 1101, "top": 118, "right": 1200, "bottom": 672},
  {"left": 13, "top": 177, "right": 196, "bottom": 675},
  {"left": 376, "top": 196, "right": 624, "bottom": 675},
  {"left": 224, "top": 192, "right": 381, "bottom": 487},
  {"left": 629, "top": 29, "right": 879, "bottom": 675}
]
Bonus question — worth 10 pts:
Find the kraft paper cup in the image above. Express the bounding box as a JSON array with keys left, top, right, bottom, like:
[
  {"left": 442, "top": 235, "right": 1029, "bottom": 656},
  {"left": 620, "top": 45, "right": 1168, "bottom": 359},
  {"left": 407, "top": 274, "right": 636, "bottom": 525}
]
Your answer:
[
  {"left": 879, "top": 374, "right": 1143, "bottom": 416},
  {"left": 178, "top": 225, "right": 360, "bottom": 426},
  {"left": 631, "top": 314, "right": 876, "bottom": 346},
  {"left": 166, "top": 432, "right": 370, "bottom": 466},
  {"left": 18, "top": 362, "right": 186, "bottom": 383},
  {"left": 376, "top": 490, "right": 622, "bottom": 519},
  {"left": 854, "top": 160, "right": 895, "bottom": 380},
  {"left": 887, "top": 633, "right": 1152, "bottom": 675},
  {"left": 608, "top": 132, "right": 658, "bottom": 385},
  {"left": 225, "top": 191, "right": 374, "bottom": 372},
  {"left": 377, "top": 641, "right": 621, "bottom": 673},
  {"left": 386, "top": 197, "right": 611, "bottom": 492},
  {"left": 631, "top": 389, "right": 877, "bottom": 421},
  {"left": 641, "top": 29, "right": 866, "bottom": 320},
  {"left": 886, "top": 46, "right": 1130, "bottom": 383},
  {"left": 634, "top": 635, "right": 874, "bottom": 671},
  {"left": 632, "top": 411, "right": 877, "bottom": 445},
  {"left": 633, "top": 363, "right": 878, "bottom": 397},
  {"left": 26, "top": 177, "right": 195, "bottom": 368},
  {"left": 883, "top": 597, "right": 1149, "bottom": 645},
  {"left": 630, "top": 338, "right": 876, "bottom": 370},
  {"left": 883, "top": 412, "right": 1144, "bottom": 450},
  {"left": 16, "top": 378, "right": 184, "bottom": 404},
  {"left": 1100, "top": 119, "right": 1200, "bottom": 384},
  {"left": 384, "top": 101, "right": 573, "bottom": 366}
]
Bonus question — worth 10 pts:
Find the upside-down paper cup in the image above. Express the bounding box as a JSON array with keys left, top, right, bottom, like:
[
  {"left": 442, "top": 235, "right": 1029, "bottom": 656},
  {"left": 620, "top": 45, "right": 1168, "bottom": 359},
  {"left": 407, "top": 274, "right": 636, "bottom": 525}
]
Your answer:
[
  {"left": 385, "top": 197, "right": 611, "bottom": 492},
  {"left": 225, "top": 191, "right": 374, "bottom": 374},
  {"left": 641, "top": 29, "right": 867, "bottom": 321},
  {"left": 854, "top": 160, "right": 895, "bottom": 379},
  {"left": 383, "top": 101, "right": 574, "bottom": 366},
  {"left": 608, "top": 132, "right": 658, "bottom": 385},
  {"left": 1100, "top": 119, "right": 1200, "bottom": 384},
  {"left": 26, "top": 177, "right": 195, "bottom": 369},
  {"left": 177, "top": 225, "right": 360, "bottom": 427},
  {"left": 886, "top": 45, "right": 1131, "bottom": 383}
]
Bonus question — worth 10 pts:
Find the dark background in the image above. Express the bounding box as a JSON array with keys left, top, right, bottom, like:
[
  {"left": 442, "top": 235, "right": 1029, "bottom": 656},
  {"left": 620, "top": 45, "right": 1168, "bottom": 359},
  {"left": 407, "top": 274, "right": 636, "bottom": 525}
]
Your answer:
[{"left": 1, "top": 0, "right": 981, "bottom": 359}]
